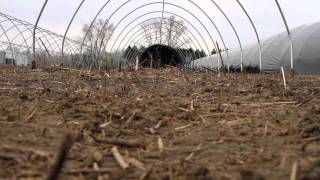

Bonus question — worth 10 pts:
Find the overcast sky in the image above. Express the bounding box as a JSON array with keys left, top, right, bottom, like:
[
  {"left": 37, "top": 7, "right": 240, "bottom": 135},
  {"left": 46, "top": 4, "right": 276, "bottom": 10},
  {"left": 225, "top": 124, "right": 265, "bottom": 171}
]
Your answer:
[{"left": 1, "top": 0, "right": 320, "bottom": 53}]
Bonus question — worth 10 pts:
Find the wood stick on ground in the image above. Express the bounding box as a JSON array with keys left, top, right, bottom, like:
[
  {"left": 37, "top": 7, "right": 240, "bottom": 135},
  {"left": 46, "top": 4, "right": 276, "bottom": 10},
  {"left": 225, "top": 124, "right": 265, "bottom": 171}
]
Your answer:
[
  {"left": 125, "top": 110, "right": 139, "bottom": 125},
  {"left": 190, "top": 100, "right": 195, "bottom": 111},
  {"left": 47, "top": 132, "right": 75, "bottom": 180},
  {"left": 290, "top": 160, "right": 299, "bottom": 180},
  {"left": 154, "top": 120, "right": 163, "bottom": 130},
  {"left": 185, "top": 144, "right": 202, "bottom": 161},
  {"left": 126, "top": 157, "right": 146, "bottom": 171},
  {"left": 111, "top": 146, "right": 129, "bottom": 170},
  {"left": 223, "top": 105, "right": 229, "bottom": 114},
  {"left": 158, "top": 136, "right": 164, "bottom": 153},
  {"left": 281, "top": 66, "right": 287, "bottom": 90},
  {"left": 25, "top": 108, "right": 37, "bottom": 122},
  {"left": 100, "top": 121, "right": 112, "bottom": 128},
  {"left": 196, "top": 113, "right": 207, "bottom": 124},
  {"left": 178, "top": 107, "right": 190, "bottom": 112},
  {"left": 26, "top": 98, "right": 39, "bottom": 122},
  {"left": 92, "top": 136, "right": 146, "bottom": 148},
  {"left": 263, "top": 123, "right": 268, "bottom": 137},
  {"left": 175, "top": 124, "right": 193, "bottom": 131}
]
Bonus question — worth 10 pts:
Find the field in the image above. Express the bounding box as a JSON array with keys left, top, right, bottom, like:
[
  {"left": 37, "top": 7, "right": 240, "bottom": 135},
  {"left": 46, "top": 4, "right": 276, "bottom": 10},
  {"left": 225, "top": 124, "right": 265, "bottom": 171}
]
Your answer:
[{"left": 0, "top": 65, "right": 319, "bottom": 180}]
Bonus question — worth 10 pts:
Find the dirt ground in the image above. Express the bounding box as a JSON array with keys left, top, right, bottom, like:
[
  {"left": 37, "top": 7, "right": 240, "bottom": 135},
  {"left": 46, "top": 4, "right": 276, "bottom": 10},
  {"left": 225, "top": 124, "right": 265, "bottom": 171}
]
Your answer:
[{"left": 0, "top": 65, "right": 319, "bottom": 180}]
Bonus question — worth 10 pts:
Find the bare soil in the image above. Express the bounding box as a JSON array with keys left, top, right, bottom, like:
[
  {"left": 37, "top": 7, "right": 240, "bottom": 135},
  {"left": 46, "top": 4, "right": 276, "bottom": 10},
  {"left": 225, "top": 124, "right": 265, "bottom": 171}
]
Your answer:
[{"left": 0, "top": 65, "right": 319, "bottom": 180}]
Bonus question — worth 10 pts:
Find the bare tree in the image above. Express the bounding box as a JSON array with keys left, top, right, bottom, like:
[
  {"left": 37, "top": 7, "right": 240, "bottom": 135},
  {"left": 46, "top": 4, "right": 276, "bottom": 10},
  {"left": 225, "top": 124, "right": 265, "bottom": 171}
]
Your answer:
[
  {"left": 164, "top": 16, "right": 187, "bottom": 47},
  {"left": 80, "top": 19, "right": 114, "bottom": 67},
  {"left": 140, "top": 16, "right": 189, "bottom": 47}
]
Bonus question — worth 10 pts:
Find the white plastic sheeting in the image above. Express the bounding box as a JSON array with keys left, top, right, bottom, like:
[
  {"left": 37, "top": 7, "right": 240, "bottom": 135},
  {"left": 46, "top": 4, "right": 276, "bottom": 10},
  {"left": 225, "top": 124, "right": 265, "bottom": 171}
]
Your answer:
[{"left": 194, "top": 22, "right": 320, "bottom": 74}]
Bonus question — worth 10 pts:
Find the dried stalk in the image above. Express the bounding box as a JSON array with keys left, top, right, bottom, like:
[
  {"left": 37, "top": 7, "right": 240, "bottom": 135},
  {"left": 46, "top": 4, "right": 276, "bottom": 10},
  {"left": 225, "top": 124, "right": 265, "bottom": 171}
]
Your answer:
[
  {"left": 126, "top": 157, "right": 146, "bottom": 171},
  {"left": 25, "top": 108, "right": 37, "bottom": 122},
  {"left": 158, "top": 136, "right": 164, "bottom": 153},
  {"left": 281, "top": 66, "right": 287, "bottom": 90},
  {"left": 99, "top": 121, "right": 112, "bottom": 128},
  {"left": 290, "top": 160, "right": 298, "bottom": 180},
  {"left": 175, "top": 124, "right": 193, "bottom": 131},
  {"left": 125, "top": 110, "right": 139, "bottom": 125},
  {"left": 190, "top": 100, "right": 195, "bottom": 111},
  {"left": 111, "top": 146, "right": 129, "bottom": 170},
  {"left": 93, "top": 137, "right": 145, "bottom": 148}
]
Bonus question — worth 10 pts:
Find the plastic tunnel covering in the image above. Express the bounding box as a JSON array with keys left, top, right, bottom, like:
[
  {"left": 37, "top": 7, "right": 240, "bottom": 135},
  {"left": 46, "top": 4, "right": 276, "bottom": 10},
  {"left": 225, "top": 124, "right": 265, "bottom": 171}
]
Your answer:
[{"left": 193, "top": 22, "right": 320, "bottom": 74}]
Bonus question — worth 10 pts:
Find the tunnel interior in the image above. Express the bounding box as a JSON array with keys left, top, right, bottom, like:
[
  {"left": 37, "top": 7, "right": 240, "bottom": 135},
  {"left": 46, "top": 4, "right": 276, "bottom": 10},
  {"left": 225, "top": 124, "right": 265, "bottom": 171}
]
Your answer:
[{"left": 139, "top": 44, "right": 183, "bottom": 68}]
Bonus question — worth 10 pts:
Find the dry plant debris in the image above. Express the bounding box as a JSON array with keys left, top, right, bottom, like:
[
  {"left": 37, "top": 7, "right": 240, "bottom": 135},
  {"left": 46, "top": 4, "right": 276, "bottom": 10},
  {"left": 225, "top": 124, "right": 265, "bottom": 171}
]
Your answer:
[{"left": 0, "top": 65, "right": 319, "bottom": 180}]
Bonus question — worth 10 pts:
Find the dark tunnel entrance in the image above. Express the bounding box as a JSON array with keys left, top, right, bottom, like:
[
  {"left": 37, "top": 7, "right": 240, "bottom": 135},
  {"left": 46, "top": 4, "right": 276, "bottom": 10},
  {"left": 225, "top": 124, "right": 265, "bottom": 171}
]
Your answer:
[{"left": 139, "top": 44, "right": 183, "bottom": 68}]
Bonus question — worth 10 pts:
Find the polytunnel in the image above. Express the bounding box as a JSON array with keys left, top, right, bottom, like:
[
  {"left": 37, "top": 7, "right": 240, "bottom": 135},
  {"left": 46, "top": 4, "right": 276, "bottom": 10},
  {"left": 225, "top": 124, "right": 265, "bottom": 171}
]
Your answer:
[
  {"left": 1, "top": 1, "right": 320, "bottom": 179},
  {"left": 0, "top": 0, "right": 319, "bottom": 73}
]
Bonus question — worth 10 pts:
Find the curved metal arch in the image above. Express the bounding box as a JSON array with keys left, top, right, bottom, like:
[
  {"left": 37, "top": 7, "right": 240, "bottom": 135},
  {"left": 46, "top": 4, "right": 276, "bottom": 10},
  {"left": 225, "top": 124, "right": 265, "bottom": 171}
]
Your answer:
[
  {"left": 19, "top": 23, "right": 60, "bottom": 50},
  {"left": 126, "top": 40, "right": 187, "bottom": 65},
  {"left": 0, "top": 13, "right": 61, "bottom": 55},
  {"left": 79, "top": 0, "right": 112, "bottom": 56},
  {"left": 0, "top": 18, "right": 29, "bottom": 44},
  {"left": 184, "top": 0, "right": 228, "bottom": 63},
  {"left": 274, "top": 0, "right": 293, "bottom": 72},
  {"left": 159, "top": 0, "right": 165, "bottom": 45},
  {"left": 121, "top": 23, "right": 191, "bottom": 62},
  {"left": 236, "top": 0, "right": 262, "bottom": 71},
  {"left": 34, "top": 30, "right": 66, "bottom": 55},
  {"left": 54, "top": 33, "right": 77, "bottom": 55},
  {"left": 124, "top": 28, "right": 195, "bottom": 63},
  {"left": 209, "top": 0, "right": 243, "bottom": 70},
  {"left": 97, "top": 2, "right": 217, "bottom": 64},
  {"left": 63, "top": 39, "right": 78, "bottom": 56},
  {"left": 0, "top": 40, "right": 41, "bottom": 51},
  {"left": 116, "top": 22, "right": 197, "bottom": 64},
  {"left": 0, "top": 23, "right": 14, "bottom": 58},
  {"left": 110, "top": 16, "right": 201, "bottom": 55},
  {"left": 0, "top": 19, "right": 50, "bottom": 54},
  {"left": 61, "top": 0, "right": 86, "bottom": 59},
  {"left": 96, "top": 0, "right": 133, "bottom": 58},
  {"left": 0, "top": 21, "right": 30, "bottom": 50},
  {"left": 118, "top": 11, "right": 210, "bottom": 57},
  {"left": 40, "top": 30, "right": 75, "bottom": 55},
  {"left": 128, "top": 28, "right": 192, "bottom": 55},
  {"left": 122, "top": 24, "right": 190, "bottom": 62},
  {"left": 126, "top": 38, "right": 188, "bottom": 64},
  {"left": 33, "top": 0, "right": 49, "bottom": 59},
  {"left": 3, "top": 23, "right": 43, "bottom": 51},
  {"left": 109, "top": 26, "right": 191, "bottom": 65},
  {"left": 137, "top": 21, "right": 198, "bottom": 51},
  {"left": 107, "top": 28, "right": 190, "bottom": 65},
  {"left": 109, "top": 12, "right": 201, "bottom": 54},
  {"left": 97, "top": 1, "right": 219, "bottom": 61},
  {"left": 1, "top": 11, "right": 79, "bottom": 65},
  {"left": 18, "top": 26, "right": 62, "bottom": 55},
  {"left": 126, "top": 34, "right": 189, "bottom": 64},
  {"left": 114, "top": 20, "right": 197, "bottom": 62},
  {"left": 79, "top": 0, "right": 211, "bottom": 58},
  {"left": 0, "top": 19, "right": 10, "bottom": 24}
]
